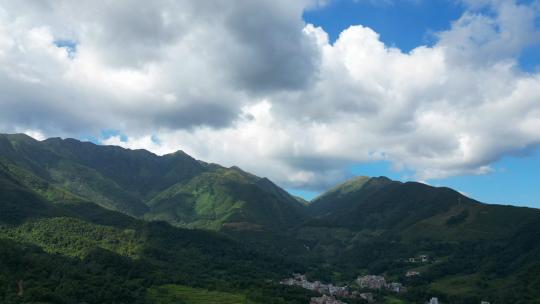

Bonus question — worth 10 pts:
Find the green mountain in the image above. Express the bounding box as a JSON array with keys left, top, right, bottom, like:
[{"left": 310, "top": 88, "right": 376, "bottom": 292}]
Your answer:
[
  {"left": 308, "top": 176, "right": 540, "bottom": 241},
  {"left": 0, "top": 133, "right": 305, "bottom": 231},
  {"left": 145, "top": 166, "right": 305, "bottom": 230},
  {"left": 295, "top": 176, "right": 540, "bottom": 303}
]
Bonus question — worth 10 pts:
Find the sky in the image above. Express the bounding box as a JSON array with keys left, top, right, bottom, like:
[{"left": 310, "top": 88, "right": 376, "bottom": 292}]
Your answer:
[{"left": 0, "top": 0, "right": 539, "bottom": 207}]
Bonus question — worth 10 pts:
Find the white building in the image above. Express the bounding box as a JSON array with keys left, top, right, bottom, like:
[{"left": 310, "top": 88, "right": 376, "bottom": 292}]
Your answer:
[{"left": 428, "top": 297, "right": 439, "bottom": 304}]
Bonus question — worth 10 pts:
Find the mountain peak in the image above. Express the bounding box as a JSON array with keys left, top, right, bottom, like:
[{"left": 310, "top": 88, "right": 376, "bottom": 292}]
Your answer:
[
  {"left": 313, "top": 175, "right": 393, "bottom": 203},
  {"left": 1, "top": 133, "right": 39, "bottom": 144},
  {"left": 165, "top": 149, "right": 190, "bottom": 157}
]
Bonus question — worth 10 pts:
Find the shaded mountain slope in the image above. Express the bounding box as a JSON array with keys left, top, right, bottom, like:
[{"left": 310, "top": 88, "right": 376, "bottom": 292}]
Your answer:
[
  {"left": 42, "top": 137, "right": 207, "bottom": 199},
  {"left": 0, "top": 133, "right": 305, "bottom": 230},
  {"left": 0, "top": 134, "right": 149, "bottom": 216},
  {"left": 308, "top": 176, "right": 540, "bottom": 241},
  {"left": 0, "top": 163, "right": 64, "bottom": 224}
]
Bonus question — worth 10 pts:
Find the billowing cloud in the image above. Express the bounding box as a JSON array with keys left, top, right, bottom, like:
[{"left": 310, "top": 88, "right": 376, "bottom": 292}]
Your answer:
[
  {"left": 0, "top": 0, "right": 321, "bottom": 134},
  {"left": 1, "top": 0, "right": 540, "bottom": 190}
]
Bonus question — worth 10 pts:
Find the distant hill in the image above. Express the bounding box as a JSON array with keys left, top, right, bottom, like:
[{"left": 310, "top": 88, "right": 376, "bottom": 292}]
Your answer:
[
  {"left": 0, "top": 133, "right": 305, "bottom": 231},
  {"left": 291, "top": 176, "right": 540, "bottom": 302},
  {"left": 308, "top": 176, "right": 540, "bottom": 241}
]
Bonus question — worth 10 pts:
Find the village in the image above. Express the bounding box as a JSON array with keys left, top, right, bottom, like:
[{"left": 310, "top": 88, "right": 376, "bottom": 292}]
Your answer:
[
  {"left": 281, "top": 273, "right": 408, "bottom": 304},
  {"left": 281, "top": 273, "right": 366, "bottom": 304},
  {"left": 280, "top": 255, "right": 491, "bottom": 304},
  {"left": 281, "top": 274, "right": 407, "bottom": 304}
]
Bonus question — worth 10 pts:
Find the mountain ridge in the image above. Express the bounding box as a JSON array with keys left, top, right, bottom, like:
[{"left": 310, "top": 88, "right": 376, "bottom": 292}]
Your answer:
[
  {"left": 3, "top": 133, "right": 539, "bottom": 235},
  {"left": 0, "top": 133, "right": 306, "bottom": 231},
  {"left": 307, "top": 174, "right": 540, "bottom": 242}
]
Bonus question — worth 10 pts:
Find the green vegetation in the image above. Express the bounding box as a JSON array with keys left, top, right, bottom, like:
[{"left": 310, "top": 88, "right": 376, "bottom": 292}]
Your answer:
[
  {"left": 309, "top": 176, "right": 540, "bottom": 241},
  {"left": 445, "top": 209, "right": 469, "bottom": 226},
  {"left": 0, "top": 217, "right": 142, "bottom": 258},
  {"left": 430, "top": 274, "right": 479, "bottom": 296},
  {"left": 0, "top": 238, "right": 149, "bottom": 304},
  {"left": 0, "top": 210, "right": 314, "bottom": 303},
  {"left": 1, "top": 133, "right": 540, "bottom": 303},
  {"left": 147, "top": 285, "right": 252, "bottom": 304},
  {"left": 146, "top": 167, "right": 304, "bottom": 230},
  {"left": 384, "top": 296, "right": 406, "bottom": 304}
]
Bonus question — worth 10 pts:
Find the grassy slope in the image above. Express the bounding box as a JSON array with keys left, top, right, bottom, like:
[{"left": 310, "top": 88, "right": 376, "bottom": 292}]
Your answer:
[
  {"left": 147, "top": 285, "right": 253, "bottom": 304},
  {"left": 146, "top": 167, "right": 305, "bottom": 230}
]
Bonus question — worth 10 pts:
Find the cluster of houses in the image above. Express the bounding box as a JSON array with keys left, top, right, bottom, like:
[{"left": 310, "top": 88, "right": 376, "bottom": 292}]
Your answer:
[
  {"left": 356, "top": 275, "right": 406, "bottom": 293},
  {"left": 310, "top": 295, "right": 347, "bottom": 304},
  {"left": 281, "top": 273, "right": 409, "bottom": 303},
  {"left": 280, "top": 257, "right": 493, "bottom": 304},
  {"left": 283, "top": 272, "right": 493, "bottom": 304},
  {"left": 281, "top": 274, "right": 349, "bottom": 297}
]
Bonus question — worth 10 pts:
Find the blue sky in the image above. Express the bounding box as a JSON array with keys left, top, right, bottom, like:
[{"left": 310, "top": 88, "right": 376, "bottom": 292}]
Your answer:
[
  {"left": 304, "top": 0, "right": 540, "bottom": 71},
  {"left": 287, "top": 0, "right": 540, "bottom": 207},
  {"left": 304, "top": 0, "right": 464, "bottom": 51}
]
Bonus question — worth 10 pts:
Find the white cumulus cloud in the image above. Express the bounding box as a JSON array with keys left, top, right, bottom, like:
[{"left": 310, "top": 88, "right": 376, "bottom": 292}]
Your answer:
[{"left": 1, "top": 0, "right": 540, "bottom": 190}]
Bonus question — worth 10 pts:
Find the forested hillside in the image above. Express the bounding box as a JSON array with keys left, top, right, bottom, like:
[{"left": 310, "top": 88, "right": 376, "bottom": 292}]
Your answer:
[
  {"left": 1, "top": 133, "right": 540, "bottom": 303},
  {"left": 0, "top": 164, "right": 314, "bottom": 303}
]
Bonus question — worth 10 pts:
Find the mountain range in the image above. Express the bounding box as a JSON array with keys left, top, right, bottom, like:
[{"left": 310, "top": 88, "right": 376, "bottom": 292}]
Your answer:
[
  {"left": 1, "top": 133, "right": 539, "bottom": 304},
  {"left": 0, "top": 133, "right": 304, "bottom": 230}
]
